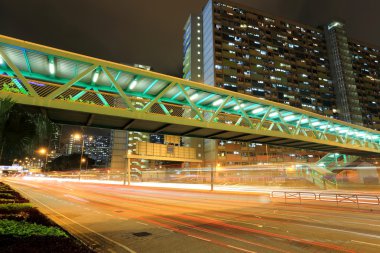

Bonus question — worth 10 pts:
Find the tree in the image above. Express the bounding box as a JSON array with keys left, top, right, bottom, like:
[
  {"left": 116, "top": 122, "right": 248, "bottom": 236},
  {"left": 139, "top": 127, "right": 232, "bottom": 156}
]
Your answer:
[
  {"left": 27, "top": 113, "right": 60, "bottom": 155},
  {"left": 48, "top": 154, "right": 95, "bottom": 171},
  {"left": 0, "top": 104, "right": 36, "bottom": 164},
  {"left": 0, "top": 97, "right": 15, "bottom": 161},
  {"left": 0, "top": 97, "right": 59, "bottom": 164}
]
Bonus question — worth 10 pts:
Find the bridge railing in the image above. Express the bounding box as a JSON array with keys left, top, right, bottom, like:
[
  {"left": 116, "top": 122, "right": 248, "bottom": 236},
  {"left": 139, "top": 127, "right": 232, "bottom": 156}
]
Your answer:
[{"left": 271, "top": 191, "right": 380, "bottom": 208}]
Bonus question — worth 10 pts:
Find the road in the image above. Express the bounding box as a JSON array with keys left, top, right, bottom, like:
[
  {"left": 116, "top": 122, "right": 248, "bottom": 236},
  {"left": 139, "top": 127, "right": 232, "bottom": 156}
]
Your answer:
[{"left": 4, "top": 178, "right": 380, "bottom": 253}]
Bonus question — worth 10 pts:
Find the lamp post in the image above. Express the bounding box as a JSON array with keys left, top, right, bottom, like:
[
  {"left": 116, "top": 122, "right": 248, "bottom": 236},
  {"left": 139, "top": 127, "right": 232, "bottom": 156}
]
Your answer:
[
  {"left": 73, "top": 133, "right": 93, "bottom": 182},
  {"left": 37, "top": 148, "right": 48, "bottom": 171}
]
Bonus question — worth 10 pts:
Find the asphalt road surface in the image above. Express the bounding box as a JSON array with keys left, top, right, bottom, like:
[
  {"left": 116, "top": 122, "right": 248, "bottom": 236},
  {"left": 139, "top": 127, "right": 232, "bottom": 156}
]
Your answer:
[{"left": 4, "top": 178, "right": 380, "bottom": 253}]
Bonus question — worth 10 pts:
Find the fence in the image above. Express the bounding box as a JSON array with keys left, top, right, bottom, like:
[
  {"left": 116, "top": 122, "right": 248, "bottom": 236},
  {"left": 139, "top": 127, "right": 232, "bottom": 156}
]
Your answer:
[{"left": 271, "top": 191, "right": 380, "bottom": 208}]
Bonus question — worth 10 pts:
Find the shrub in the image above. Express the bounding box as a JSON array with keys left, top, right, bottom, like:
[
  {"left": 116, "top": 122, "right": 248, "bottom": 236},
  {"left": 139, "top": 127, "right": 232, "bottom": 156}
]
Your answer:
[
  {"left": 0, "top": 219, "right": 68, "bottom": 238},
  {"left": 0, "top": 193, "right": 14, "bottom": 199},
  {"left": 0, "top": 199, "right": 14, "bottom": 204},
  {"left": 0, "top": 203, "right": 33, "bottom": 214}
]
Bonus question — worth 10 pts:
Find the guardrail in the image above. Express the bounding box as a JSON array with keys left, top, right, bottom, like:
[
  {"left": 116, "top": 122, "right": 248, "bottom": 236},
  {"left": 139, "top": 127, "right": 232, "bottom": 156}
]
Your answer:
[{"left": 271, "top": 191, "right": 380, "bottom": 208}]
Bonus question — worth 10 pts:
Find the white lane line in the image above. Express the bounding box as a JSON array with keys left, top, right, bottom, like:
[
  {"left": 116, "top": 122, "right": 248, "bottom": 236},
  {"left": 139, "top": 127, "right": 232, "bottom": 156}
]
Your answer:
[
  {"left": 63, "top": 194, "right": 89, "bottom": 203},
  {"left": 158, "top": 227, "right": 173, "bottom": 232},
  {"left": 16, "top": 188, "right": 137, "bottom": 253},
  {"left": 344, "top": 220, "right": 380, "bottom": 227},
  {"left": 187, "top": 234, "right": 211, "bottom": 242},
  {"left": 227, "top": 244, "right": 257, "bottom": 253},
  {"left": 136, "top": 221, "right": 148, "bottom": 226},
  {"left": 301, "top": 224, "right": 380, "bottom": 240},
  {"left": 193, "top": 214, "right": 265, "bottom": 229},
  {"left": 351, "top": 240, "right": 380, "bottom": 247},
  {"left": 106, "top": 213, "right": 113, "bottom": 217}
]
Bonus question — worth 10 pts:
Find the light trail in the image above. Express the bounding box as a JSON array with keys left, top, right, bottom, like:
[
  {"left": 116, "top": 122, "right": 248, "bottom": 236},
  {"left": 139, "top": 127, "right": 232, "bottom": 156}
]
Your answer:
[
  {"left": 8, "top": 178, "right": 380, "bottom": 253},
  {"left": 50, "top": 181, "right": 358, "bottom": 252}
]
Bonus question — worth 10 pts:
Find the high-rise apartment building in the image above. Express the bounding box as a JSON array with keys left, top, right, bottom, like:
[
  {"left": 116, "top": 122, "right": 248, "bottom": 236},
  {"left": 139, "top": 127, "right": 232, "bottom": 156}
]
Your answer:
[
  {"left": 195, "top": 0, "right": 338, "bottom": 118},
  {"left": 348, "top": 41, "right": 380, "bottom": 129},
  {"left": 183, "top": 14, "right": 203, "bottom": 82},
  {"left": 183, "top": 0, "right": 380, "bottom": 166},
  {"left": 184, "top": 0, "right": 380, "bottom": 130},
  {"left": 64, "top": 133, "right": 111, "bottom": 166}
]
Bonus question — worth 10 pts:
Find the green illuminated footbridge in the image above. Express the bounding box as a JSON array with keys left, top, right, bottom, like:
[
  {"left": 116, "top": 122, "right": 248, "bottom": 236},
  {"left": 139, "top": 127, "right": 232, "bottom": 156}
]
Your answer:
[{"left": 0, "top": 34, "right": 379, "bottom": 155}]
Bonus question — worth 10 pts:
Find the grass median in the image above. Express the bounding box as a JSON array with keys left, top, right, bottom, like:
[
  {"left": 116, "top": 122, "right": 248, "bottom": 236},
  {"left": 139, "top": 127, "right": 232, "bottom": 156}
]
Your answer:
[{"left": 0, "top": 181, "right": 93, "bottom": 253}]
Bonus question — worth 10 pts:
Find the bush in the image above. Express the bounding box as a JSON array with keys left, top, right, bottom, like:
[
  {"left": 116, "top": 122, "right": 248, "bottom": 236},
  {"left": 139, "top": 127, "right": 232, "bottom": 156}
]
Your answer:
[
  {"left": 0, "top": 203, "right": 33, "bottom": 214},
  {"left": 0, "top": 219, "right": 68, "bottom": 238},
  {"left": 0, "top": 199, "right": 14, "bottom": 204},
  {"left": 0, "top": 193, "right": 14, "bottom": 199}
]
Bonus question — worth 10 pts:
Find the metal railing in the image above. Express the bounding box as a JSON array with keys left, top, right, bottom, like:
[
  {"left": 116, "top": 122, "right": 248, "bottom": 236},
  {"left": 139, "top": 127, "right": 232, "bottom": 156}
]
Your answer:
[{"left": 271, "top": 191, "right": 380, "bottom": 208}]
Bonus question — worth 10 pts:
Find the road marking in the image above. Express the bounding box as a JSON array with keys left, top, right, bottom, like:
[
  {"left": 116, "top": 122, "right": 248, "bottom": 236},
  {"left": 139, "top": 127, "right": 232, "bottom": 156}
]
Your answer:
[
  {"left": 351, "top": 240, "right": 380, "bottom": 247},
  {"left": 227, "top": 244, "right": 257, "bottom": 253},
  {"left": 344, "top": 220, "right": 380, "bottom": 227},
  {"left": 187, "top": 234, "right": 211, "bottom": 242},
  {"left": 16, "top": 188, "right": 137, "bottom": 253},
  {"left": 193, "top": 214, "right": 265, "bottom": 229},
  {"left": 64, "top": 194, "right": 89, "bottom": 203},
  {"left": 301, "top": 224, "right": 380, "bottom": 239},
  {"left": 106, "top": 213, "right": 113, "bottom": 217},
  {"left": 158, "top": 227, "right": 172, "bottom": 232},
  {"left": 136, "top": 221, "right": 148, "bottom": 226}
]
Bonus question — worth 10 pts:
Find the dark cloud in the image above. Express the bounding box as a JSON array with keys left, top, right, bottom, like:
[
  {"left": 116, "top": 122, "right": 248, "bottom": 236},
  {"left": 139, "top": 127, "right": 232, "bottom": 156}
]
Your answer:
[{"left": 1, "top": 0, "right": 379, "bottom": 76}]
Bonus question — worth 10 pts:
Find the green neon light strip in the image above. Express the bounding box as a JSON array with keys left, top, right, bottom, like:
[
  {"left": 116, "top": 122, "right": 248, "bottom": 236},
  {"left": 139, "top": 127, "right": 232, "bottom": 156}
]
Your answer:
[
  {"left": 197, "top": 93, "right": 215, "bottom": 104},
  {"left": 93, "top": 87, "right": 110, "bottom": 107},
  {"left": 171, "top": 86, "right": 190, "bottom": 100},
  {"left": 72, "top": 87, "right": 92, "bottom": 101},
  {"left": 143, "top": 80, "right": 159, "bottom": 94},
  {"left": 5, "top": 71, "right": 28, "bottom": 95},
  {"left": 115, "top": 71, "right": 122, "bottom": 81},
  {"left": 23, "top": 50, "right": 32, "bottom": 73}
]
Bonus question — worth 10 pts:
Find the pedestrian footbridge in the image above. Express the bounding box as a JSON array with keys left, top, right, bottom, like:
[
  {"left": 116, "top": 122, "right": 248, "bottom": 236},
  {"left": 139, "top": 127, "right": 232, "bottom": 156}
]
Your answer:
[{"left": 0, "top": 35, "right": 380, "bottom": 155}]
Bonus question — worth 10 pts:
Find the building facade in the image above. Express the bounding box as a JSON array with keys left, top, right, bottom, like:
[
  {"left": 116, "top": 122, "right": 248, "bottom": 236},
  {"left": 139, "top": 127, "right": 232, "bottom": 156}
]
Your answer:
[
  {"left": 184, "top": 0, "right": 380, "bottom": 129},
  {"left": 183, "top": 0, "right": 380, "bottom": 166}
]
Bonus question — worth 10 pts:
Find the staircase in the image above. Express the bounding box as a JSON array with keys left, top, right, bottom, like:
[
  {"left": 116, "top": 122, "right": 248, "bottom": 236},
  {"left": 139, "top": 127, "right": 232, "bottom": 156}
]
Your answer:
[
  {"left": 299, "top": 153, "right": 359, "bottom": 189},
  {"left": 316, "top": 153, "right": 359, "bottom": 172},
  {"left": 297, "top": 165, "right": 337, "bottom": 189}
]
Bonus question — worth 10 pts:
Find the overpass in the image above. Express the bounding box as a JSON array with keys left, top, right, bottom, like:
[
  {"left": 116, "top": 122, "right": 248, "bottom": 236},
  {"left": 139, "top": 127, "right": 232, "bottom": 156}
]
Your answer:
[{"left": 0, "top": 34, "right": 380, "bottom": 156}]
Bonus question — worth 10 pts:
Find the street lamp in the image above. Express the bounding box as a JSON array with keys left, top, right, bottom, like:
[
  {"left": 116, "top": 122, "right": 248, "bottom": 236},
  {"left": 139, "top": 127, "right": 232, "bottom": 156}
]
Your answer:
[
  {"left": 37, "top": 147, "right": 48, "bottom": 171},
  {"left": 73, "top": 133, "right": 93, "bottom": 181},
  {"left": 81, "top": 158, "right": 89, "bottom": 170}
]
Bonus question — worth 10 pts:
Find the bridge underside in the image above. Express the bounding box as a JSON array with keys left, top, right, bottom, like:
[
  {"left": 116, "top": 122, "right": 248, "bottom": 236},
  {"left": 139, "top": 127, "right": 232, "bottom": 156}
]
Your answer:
[{"left": 24, "top": 104, "right": 374, "bottom": 156}]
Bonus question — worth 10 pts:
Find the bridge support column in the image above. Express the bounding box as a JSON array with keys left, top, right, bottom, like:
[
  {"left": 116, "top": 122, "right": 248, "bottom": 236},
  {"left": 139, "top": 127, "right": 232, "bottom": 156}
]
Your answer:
[
  {"left": 127, "top": 158, "right": 131, "bottom": 186},
  {"left": 210, "top": 163, "right": 214, "bottom": 191},
  {"left": 124, "top": 158, "right": 131, "bottom": 186}
]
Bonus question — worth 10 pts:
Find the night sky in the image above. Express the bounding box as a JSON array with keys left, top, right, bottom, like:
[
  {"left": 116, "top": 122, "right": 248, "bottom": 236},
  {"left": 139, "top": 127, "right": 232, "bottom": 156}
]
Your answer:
[{"left": 1, "top": 0, "right": 380, "bottom": 77}]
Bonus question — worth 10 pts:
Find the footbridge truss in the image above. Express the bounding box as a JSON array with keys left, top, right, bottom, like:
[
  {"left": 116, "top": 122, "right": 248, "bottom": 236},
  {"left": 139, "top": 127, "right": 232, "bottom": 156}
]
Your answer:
[{"left": 0, "top": 35, "right": 379, "bottom": 155}]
